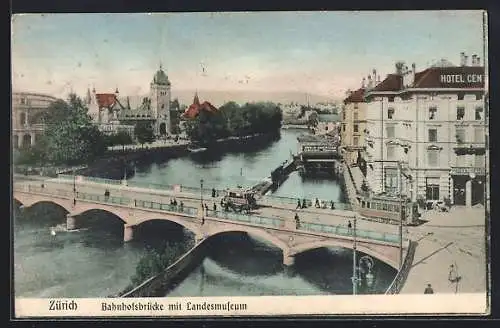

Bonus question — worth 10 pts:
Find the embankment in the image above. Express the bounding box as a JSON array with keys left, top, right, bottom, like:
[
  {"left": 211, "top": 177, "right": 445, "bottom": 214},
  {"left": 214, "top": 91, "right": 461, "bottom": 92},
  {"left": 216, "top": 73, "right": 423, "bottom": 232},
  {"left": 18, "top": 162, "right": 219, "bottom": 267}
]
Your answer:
[
  {"left": 118, "top": 239, "right": 209, "bottom": 297},
  {"left": 384, "top": 240, "right": 418, "bottom": 294}
]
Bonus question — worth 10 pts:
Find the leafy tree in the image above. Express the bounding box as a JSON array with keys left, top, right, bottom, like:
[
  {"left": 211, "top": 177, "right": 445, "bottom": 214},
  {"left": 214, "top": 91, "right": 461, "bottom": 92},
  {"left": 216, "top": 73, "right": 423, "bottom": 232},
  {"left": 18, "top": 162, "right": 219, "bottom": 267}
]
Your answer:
[
  {"left": 183, "top": 101, "right": 282, "bottom": 143},
  {"left": 41, "top": 94, "right": 107, "bottom": 165},
  {"left": 134, "top": 122, "right": 155, "bottom": 146}
]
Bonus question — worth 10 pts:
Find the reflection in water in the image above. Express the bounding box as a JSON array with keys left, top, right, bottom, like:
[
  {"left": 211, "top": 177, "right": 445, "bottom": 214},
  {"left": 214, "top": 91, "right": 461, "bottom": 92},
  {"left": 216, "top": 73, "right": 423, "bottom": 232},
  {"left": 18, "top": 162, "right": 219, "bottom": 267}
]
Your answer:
[{"left": 167, "top": 233, "right": 397, "bottom": 296}]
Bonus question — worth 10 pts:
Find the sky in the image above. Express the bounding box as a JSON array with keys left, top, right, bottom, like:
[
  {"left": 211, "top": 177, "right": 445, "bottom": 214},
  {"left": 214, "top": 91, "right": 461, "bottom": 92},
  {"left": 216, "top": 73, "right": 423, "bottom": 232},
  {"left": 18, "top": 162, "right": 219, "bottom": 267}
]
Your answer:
[{"left": 11, "top": 11, "right": 486, "bottom": 100}]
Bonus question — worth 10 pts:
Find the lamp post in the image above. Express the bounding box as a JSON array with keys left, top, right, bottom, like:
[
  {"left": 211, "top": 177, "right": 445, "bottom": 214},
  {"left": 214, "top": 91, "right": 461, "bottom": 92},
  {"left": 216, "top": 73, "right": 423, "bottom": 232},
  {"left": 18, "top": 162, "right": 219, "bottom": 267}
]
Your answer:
[
  {"left": 397, "top": 162, "right": 404, "bottom": 270},
  {"left": 352, "top": 214, "right": 358, "bottom": 295},
  {"left": 200, "top": 179, "right": 204, "bottom": 220}
]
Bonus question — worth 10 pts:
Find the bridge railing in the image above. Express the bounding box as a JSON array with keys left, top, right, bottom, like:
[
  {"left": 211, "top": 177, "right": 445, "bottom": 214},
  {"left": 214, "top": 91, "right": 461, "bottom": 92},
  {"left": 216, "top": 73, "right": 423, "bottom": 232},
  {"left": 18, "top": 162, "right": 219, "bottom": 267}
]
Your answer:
[
  {"left": 261, "top": 195, "right": 352, "bottom": 211},
  {"left": 299, "top": 221, "right": 400, "bottom": 244},
  {"left": 76, "top": 192, "right": 131, "bottom": 206},
  {"left": 206, "top": 209, "right": 284, "bottom": 228},
  {"left": 133, "top": 199, "right": 199, "bottom": 216}
]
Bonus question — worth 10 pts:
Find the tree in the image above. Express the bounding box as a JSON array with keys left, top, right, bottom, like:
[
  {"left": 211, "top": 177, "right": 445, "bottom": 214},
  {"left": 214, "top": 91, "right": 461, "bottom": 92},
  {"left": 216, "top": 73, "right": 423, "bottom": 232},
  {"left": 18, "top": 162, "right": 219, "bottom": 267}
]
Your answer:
[
  {"left": 43, "top": 94, "right": 107, "bottom": 165},
  {"left": 134, "top": 122, "right": 154, "bottom": 146}
]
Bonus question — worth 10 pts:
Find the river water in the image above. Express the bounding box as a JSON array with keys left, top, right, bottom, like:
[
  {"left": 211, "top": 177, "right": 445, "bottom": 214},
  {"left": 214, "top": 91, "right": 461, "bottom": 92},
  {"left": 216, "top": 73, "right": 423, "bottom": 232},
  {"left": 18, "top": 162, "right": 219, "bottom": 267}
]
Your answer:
[{"left": 13, "top": 129, "right": 396, "bottom": 298}]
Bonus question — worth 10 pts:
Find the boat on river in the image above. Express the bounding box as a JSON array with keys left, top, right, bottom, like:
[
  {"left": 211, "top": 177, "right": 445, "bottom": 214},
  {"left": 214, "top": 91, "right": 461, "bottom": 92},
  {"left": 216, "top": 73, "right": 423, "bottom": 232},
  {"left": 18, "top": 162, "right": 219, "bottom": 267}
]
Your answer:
[
  {"left": 49, "top": 223, "right": 89, "bottom": 235},
  {"left": 188, "top": 143, "right": 208, "bottom": 153}
]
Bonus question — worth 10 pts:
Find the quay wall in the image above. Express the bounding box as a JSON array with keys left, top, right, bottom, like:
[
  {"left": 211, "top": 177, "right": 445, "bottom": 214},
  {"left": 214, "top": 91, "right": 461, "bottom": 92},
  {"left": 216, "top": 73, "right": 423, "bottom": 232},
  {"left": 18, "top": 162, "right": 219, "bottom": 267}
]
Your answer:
[
  {"left": 119, "top": 240, "right": 209, "bottom": 298},
  {"left": 385, "top": 240, "right": 418, "bottom": 294}
]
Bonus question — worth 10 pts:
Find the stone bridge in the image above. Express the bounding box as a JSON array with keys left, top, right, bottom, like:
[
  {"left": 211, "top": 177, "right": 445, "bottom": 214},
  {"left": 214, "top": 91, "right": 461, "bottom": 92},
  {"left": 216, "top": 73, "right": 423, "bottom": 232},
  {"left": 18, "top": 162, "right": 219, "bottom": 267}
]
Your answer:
[{"left": 13, "top": 188, "right": 407, "bottom": 269}]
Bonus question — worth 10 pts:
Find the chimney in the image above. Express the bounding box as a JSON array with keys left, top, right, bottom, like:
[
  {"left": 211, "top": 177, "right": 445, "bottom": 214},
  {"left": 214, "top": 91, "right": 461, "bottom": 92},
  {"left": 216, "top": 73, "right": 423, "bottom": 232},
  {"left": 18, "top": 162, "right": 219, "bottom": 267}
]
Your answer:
[
  {"left": 476, "top": 56, "right": 481, "bottom": 66},
  {"left": 464, "top": 55, "right": 469, "bottom": 66},
  {"left": 460, "top": 52, "right": 466, "bottom": 66},
  {"left": 367, "top": 74, "right": 372, "bottom": 88},
  {"left": 362, "top": 77, "right": 366, "bottom": 88},
  {"left": 377, "top": 75, "right": 381, "bottom": 83},
  {"left": 471, "top": 54, "right": 477, "bottom": 66}
]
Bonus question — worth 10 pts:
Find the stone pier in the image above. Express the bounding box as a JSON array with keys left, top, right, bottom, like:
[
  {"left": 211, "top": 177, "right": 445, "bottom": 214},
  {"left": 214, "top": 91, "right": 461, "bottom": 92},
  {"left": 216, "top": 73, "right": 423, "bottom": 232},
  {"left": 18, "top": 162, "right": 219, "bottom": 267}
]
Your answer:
[
  {"left": 66, "top": 214, "right": 77, "bottom": 231},
  {"left": 123, "top": 224, "right": 135, "bottom": 242},
  {"left": 283, "top": 254, "right": 295, "bottom": 266}
]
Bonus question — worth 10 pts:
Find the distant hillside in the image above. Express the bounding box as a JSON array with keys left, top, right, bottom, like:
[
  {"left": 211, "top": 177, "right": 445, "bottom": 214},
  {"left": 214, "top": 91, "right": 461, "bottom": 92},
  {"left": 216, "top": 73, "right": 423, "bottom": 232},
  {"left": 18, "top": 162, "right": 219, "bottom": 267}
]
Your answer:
[{"left": 170, "top": 89, "right": 339, "bottom": 107}]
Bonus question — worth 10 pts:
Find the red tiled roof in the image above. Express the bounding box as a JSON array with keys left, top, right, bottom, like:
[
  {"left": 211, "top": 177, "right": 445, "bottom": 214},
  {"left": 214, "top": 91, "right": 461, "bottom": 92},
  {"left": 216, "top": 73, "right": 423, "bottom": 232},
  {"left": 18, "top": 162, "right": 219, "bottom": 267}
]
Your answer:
[
  {"left": 371, "top": 74, "right": 403, "bottom": 92},
  {"left": 343, "top": 88, "right": 365, "bottom": 104},
  {"left": 95, "top": 93, "right": 117, "bottom": 108},
  {"left": 182, "top": 99, "right": 218, "bottom": 119}
]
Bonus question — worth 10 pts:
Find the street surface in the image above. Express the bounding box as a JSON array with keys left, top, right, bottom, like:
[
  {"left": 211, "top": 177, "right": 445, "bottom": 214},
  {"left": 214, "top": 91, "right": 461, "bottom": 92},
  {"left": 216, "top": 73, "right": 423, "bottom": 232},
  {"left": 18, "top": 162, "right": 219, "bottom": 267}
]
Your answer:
[{"left": 400, "top": 206, "right": 486, "bottom": 294}]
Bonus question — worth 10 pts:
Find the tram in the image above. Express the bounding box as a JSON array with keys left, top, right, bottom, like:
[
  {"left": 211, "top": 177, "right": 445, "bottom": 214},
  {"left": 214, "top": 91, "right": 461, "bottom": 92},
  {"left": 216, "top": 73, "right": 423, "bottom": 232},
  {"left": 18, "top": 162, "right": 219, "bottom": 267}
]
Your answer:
[{"left": 357, "top": 194, "right": 420, "bottom": 225}]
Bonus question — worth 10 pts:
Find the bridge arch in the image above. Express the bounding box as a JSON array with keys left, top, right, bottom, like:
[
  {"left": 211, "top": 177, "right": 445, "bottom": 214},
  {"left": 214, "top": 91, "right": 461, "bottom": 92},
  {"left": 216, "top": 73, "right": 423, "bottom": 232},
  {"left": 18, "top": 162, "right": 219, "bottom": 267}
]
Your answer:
[
  {"left": 133, "top": 216, "right": 201, "bottom": 237},
  {"left": 13, "top": 194, "right": 73, "bottom": 214},
  {"left": 203, "top": 225, "right": 289, "bottom": 256},
  {"left": 289, "top": 239, "right": 399, "bottom": 270}
]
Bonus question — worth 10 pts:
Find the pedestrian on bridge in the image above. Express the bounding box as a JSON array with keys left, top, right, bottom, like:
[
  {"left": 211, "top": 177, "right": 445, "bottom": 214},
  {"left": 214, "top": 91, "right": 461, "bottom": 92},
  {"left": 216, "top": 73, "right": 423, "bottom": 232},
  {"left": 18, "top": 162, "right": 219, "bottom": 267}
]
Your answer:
[
  {"left": 296, "top": 199, "right": 301, "bottom": 209},
  {"left": 212, "top": 188, "right": 216, "bottom": 198},
  {"left": 330, "top": 201, "right": 335, "bottom": 210},
  {"left": 424, "top": 283, "right": 434, "bottom": 294},
  {"left": 348, "top": 220, "right": 352, "bottom": 234},
  {"left": 213, "top": 203, "right": 217, "bottom": 211},
  {"left": 302, "top": 198, "right": 307, "bottom": 209},
  {"left": 294, "top": 213, "right": 300, "bottom": 229},
  {"left": 180, "top": 201, "right": 184, "bottom": 211}
]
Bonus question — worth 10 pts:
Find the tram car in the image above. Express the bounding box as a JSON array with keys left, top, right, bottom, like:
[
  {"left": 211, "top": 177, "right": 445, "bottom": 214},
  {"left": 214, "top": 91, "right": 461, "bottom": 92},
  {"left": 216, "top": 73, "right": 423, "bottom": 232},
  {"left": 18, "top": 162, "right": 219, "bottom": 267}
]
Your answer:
[
  {"left": 357, "top": 195, "right": 420, "bottom": 225},
  {"left": 221, "top": 188, "right": 258, "bottom": 214}
]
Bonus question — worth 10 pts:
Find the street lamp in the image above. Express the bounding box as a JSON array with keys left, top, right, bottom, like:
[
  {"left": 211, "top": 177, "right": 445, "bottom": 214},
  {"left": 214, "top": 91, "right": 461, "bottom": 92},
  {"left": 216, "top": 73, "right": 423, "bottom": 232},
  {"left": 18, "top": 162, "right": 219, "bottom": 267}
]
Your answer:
[
  {"left": 352, "top": 214, "right": 358, "bottom": 295},
  {"left": 397, "top": 162, "right": 404, "bottom": 269},
  {"left": 200, "top": 179, "right": 204, "bottom": 221}
]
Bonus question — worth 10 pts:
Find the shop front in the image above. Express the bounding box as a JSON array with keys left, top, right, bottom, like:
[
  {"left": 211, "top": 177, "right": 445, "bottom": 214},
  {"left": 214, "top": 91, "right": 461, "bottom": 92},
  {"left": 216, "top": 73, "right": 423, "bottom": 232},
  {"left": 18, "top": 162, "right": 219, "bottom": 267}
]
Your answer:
[{"left": 451, "top": 167, "right": 486, "bottom": 207}]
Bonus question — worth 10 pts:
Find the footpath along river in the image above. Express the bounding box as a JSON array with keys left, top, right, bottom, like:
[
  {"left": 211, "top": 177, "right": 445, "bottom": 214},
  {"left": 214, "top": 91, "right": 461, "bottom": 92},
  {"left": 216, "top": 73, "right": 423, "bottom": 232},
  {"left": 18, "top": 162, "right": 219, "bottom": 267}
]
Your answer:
[{"left": 13, "top": 129, "right": 397, "bottom": 297}]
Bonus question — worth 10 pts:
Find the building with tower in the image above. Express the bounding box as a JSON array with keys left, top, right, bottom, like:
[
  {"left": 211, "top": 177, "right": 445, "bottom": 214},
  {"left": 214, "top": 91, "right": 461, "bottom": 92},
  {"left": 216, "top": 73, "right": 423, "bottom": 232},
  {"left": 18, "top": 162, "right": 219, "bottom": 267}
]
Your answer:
[{"left": 86, "top": 65, "right": 172, "bottom": 137}]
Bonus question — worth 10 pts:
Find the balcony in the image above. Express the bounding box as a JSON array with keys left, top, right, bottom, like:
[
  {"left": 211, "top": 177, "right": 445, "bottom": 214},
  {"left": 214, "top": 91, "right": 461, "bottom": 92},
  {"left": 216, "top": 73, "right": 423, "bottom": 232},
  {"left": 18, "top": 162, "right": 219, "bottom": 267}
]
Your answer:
[
  {"left": 450, "top": 166, "right": 486, "bottom": 176},
  {"left": 453, "top": 142, "right": 486, "bottom": 155}
]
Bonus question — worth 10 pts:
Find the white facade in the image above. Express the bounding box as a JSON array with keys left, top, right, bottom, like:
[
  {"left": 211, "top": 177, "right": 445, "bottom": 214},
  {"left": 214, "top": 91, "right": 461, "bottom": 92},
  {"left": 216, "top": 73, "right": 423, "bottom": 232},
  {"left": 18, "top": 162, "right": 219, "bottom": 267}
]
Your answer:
[{"left": 364, "top": 61, "right": 486, "bottom": 207}]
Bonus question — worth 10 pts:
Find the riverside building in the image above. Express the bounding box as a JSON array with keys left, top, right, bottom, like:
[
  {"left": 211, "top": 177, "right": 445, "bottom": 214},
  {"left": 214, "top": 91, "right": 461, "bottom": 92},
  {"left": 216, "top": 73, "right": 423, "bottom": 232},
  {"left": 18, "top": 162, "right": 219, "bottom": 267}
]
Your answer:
[
  {"left": 86, "top": 65, "right": 172, "bottom": 137},
  {"left": 363, "top": 53, "right": 487, "bottom": 208}
]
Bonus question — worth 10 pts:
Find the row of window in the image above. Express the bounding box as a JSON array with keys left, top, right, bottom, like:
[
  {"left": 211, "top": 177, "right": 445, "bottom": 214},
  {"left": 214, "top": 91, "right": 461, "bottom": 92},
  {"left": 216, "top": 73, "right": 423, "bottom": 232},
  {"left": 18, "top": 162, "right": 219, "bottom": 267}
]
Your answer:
[
  {"left": 361, "top": 199, "right": 401, "bottom": 213},
  {"left": 385, "top": 144, "right": 485, "bottom": 167},
  {"left": 383, "top": 106, "right": 484, "bottom": 121}
]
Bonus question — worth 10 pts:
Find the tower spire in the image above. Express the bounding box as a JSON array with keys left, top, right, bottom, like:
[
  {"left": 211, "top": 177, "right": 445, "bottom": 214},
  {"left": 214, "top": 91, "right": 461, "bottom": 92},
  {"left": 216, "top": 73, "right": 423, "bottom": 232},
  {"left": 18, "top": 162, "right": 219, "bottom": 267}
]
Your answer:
[{"left": 193, "top": 90, "right": 200, "bottom": 105}]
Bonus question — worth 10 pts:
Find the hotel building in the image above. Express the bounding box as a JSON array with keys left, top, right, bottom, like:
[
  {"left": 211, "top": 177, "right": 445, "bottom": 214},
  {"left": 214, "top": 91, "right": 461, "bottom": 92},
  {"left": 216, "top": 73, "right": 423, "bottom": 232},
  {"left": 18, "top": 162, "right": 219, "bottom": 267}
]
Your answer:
[{"left": 364, "top": 53, "right": 487, "bottom": 208}]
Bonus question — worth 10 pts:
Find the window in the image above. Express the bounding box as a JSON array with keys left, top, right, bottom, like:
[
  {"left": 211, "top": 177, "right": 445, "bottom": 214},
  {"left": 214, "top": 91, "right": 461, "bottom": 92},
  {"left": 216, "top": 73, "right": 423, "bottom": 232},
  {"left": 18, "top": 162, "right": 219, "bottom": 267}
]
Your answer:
[
  {"left": 20, "top": 98, "right": 26, "bottom": 105},
  {"left": 428, "top": 129, "right": 437, "bottom": 142},
  {"left": 354, "top": 112, "right": 358, "bottom": 120},
  {"left": 427, "top": 150, "right": 439, "bottom": 167},
  {"left": 354, "top": 124, "right": 359, "bottom": 133},
  {"left": 354, "top": 103, "right": 359, "bottom": 109},
  {"left": 384, "top": 168, "right": 398, "bottom": 194},
  {"left": 386, "top": 125, "right": 395, "bottom": 138},
  {"left": 475, "top": 107, "right": 483, "bottom": 120},
  {"left": 325, "top": 126, "right": 329, "bottom": 131},
  {"left": 474, "top": 127, "right": 484, "bottom": 143},
  {"left": 429, "top": 107, "right": 437, "bottom": 120},
  {"left": 386, "top": 144, "right": 396, "bottom": 160},
  {"left": 456, "top": 128, "right": 466, "bottom": 144},
  {"left": 342, "top": 124, "right": 346, "bottom": 132},
  {"left": 388, "top": 107, "right": 395, "bottom": 119},
  {"left": 353, "top": 136, "right": 359, "bottom": 146},
  {"left": 425, "top": 178, "right": 440, "bottom": 200},
  {"left": 343, "top": 111, "right": 346, "bottom": 120},
  {"left": 457, "top": 106, "right": 465, "bottom": 120}
]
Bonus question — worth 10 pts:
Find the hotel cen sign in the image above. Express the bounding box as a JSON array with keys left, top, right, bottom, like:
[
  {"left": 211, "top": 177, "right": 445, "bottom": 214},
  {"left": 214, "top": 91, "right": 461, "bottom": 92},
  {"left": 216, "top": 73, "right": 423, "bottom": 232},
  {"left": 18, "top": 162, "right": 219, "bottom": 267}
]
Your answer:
[
  {"left": 440, "top": 74, "right": 483, "bottom": 84},
  {"left": 437, "top": 67, "right": 485, "bottom": 88}
]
